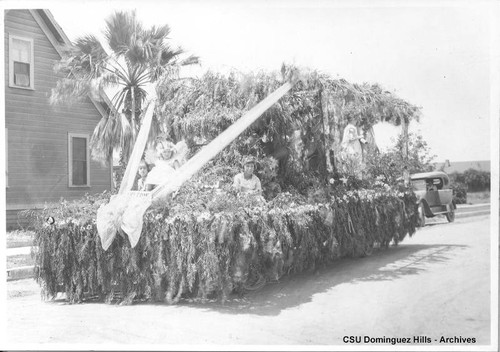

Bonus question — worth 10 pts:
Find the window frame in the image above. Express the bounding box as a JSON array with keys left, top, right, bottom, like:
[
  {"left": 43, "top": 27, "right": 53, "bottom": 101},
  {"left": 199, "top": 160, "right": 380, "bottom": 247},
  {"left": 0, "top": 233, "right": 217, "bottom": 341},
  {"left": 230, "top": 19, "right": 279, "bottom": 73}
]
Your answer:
[
  {"left": 8, "top": 34, "right": 35, "bottom": 90},
  {"left": 68, "top": 133, "right": 91, "bottom": 187}
]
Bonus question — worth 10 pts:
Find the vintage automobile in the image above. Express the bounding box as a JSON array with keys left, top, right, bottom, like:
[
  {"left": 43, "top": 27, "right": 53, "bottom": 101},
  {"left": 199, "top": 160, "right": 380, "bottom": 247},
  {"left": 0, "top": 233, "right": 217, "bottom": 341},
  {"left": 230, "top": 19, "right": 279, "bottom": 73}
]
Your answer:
[{"left": 410, "top": 171, "right": 456, "bottom": 227}]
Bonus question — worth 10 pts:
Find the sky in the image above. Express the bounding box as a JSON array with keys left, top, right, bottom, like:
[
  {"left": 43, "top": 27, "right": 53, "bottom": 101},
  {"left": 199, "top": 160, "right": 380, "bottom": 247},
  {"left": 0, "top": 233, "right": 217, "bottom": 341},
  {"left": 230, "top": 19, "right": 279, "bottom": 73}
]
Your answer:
[{"left": 14, "top": 0, "right": 500, "bottom": 162}]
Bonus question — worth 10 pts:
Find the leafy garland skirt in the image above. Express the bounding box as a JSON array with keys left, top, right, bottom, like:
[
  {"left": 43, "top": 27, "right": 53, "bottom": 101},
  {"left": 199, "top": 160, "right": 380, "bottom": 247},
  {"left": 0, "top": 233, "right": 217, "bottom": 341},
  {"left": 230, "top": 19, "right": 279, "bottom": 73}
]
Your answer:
[{"left": 33, "top": 193, "right": 418, "bottom": 304}]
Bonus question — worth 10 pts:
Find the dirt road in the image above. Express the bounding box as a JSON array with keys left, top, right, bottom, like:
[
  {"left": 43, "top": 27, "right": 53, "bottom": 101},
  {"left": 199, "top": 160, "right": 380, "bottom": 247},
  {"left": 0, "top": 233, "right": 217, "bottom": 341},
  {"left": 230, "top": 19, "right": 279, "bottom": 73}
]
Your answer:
[{"left": 3, "top": 215, "right": 494, "bottom": 349}]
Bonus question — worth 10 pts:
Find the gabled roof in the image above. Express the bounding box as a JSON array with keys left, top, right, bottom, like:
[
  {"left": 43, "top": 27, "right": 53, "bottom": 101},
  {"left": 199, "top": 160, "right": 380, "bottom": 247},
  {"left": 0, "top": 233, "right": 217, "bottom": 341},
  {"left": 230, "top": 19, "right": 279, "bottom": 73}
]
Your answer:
[
  {"left": 29, "top": 9, "right": 116, "bottom": 118},
  {"left": 35, "top": 9, "right": 71, "bottom": 45}
]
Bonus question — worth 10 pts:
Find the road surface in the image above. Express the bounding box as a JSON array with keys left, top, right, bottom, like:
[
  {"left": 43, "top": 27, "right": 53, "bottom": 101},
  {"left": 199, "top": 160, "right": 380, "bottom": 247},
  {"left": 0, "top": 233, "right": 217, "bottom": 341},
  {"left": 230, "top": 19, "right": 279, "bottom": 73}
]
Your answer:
[{"left": 3, "top": 214, "right": 494, "bottom": 349}]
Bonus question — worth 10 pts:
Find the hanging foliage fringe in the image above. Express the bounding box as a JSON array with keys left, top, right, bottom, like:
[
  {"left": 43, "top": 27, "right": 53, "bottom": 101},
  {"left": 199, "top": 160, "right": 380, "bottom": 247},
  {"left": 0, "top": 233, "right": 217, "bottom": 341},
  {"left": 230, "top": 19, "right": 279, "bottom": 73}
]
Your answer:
[{"left": 30, "top": 188, "right": 418, "bottom": 304}]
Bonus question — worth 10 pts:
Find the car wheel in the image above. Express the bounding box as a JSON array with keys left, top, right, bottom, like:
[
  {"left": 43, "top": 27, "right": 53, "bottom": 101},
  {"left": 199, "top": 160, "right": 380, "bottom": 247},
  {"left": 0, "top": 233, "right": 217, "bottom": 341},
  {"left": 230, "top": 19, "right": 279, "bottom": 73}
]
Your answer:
[
  {"left": 446, "top": 209, "right": 455, "bottom": 223},
  {"left": 417, "top": 203, "right": 425, "bottom": 227}
]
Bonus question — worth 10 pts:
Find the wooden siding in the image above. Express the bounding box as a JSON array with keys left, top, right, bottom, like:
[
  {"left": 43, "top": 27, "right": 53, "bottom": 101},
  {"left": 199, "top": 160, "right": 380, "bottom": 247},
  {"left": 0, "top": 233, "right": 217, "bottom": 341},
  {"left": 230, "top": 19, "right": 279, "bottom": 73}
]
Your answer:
[
  {"left": 6, "top": 209, "right": 33, "bottom": 230},
  {"left": 5, "top": 10, "right": 111, "bottom": 220}
]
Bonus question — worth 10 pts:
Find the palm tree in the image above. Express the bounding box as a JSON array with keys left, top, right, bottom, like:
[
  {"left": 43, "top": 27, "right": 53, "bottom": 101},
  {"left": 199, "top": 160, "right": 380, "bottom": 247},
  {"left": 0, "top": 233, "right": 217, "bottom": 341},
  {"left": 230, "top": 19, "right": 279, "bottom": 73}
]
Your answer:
[{"left": 51, "top": 10, "right": 199, "bottom": 165}]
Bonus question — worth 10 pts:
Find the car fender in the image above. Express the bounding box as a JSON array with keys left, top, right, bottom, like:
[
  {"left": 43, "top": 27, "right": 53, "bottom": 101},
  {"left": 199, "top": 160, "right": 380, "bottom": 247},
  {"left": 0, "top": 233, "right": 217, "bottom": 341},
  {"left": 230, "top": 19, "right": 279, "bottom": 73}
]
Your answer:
[
  {"left": 451, "top": 200, "right": 457, "bottom": 210},
  {"left": 418, "top": 199, "right": 433, "bottom": 217}
]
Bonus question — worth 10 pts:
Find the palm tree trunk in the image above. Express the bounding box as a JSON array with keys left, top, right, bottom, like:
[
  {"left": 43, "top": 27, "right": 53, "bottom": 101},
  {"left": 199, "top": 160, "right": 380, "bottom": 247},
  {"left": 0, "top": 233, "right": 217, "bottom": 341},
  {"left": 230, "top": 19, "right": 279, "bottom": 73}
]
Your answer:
[{"left": 129, "top": 86, "right": 137, "bottom": 162}]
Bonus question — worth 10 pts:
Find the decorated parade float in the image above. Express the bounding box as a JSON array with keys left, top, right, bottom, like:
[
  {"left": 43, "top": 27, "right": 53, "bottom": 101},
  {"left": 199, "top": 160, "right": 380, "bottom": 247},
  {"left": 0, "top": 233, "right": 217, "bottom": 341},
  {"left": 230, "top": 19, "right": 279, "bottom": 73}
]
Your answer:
[{"left": 30, "top": 67, "right": 421, "bottom": 304}]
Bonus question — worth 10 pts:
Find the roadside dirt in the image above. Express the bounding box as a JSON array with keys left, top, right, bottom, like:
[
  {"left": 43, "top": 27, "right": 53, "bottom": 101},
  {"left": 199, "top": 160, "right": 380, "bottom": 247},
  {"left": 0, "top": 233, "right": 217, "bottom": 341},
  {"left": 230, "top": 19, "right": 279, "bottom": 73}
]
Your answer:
[
  {"left": 6, "top": 255, "right": 34, "bottom": 270},
  {"left": 4, "top": 215, "right": 493, "bottom": 348}
]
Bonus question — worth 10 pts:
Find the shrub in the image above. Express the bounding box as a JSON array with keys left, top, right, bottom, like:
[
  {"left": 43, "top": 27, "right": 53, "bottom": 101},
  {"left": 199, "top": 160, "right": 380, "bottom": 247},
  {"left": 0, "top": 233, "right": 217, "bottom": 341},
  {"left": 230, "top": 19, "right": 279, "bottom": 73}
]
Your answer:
[
  {"left": 364, "top": 133, "right": 436, "bottom": 185},
  {"left": 463, "top": 169, "right": 490, "bottom": 192},
  {"left": 449, "top": 169, "right": 490, "bottom": 193},
  {"left": 451, "top": 183, "right": 467, "bottom": 204}
]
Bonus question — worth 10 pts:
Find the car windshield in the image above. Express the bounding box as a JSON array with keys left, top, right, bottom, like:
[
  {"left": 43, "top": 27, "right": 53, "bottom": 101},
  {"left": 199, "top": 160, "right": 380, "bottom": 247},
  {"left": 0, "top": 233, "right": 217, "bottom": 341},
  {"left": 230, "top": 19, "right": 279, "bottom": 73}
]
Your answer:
[
  {"left": 412, "top": 179, "right": 427, "bottom": 191},
  {"left": 429, "top": 178, "right": 443, "bottom": 190}
]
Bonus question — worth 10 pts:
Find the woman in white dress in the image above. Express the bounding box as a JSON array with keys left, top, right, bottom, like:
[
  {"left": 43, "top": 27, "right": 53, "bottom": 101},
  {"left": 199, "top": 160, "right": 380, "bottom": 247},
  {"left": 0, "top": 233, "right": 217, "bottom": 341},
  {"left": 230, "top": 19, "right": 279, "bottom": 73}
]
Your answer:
[
  {"left": 340, "top": 123, "right": 367, "bottom": 178},
  {"left": 145, "top": 139, "right": 178, "bottom": 191}
]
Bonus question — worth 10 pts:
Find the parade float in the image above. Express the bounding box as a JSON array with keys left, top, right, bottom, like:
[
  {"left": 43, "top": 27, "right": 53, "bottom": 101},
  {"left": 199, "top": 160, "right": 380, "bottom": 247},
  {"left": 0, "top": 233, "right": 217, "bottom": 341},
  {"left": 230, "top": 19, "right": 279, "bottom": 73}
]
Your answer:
[{"left": 30, "top": 67, "right": 421, "bottom": 304}]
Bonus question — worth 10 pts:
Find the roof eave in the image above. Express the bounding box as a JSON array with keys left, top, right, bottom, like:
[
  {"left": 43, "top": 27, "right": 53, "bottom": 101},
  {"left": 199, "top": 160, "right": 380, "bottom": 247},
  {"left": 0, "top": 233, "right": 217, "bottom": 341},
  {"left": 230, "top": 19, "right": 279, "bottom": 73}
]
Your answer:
[{"left": 35, "top": 9, "right": 115, "bottom": 118}]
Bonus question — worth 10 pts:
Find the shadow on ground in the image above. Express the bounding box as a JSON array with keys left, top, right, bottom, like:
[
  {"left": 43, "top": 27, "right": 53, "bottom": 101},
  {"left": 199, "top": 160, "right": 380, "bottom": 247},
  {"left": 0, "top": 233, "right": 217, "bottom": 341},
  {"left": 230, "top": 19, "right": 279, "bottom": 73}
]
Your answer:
[
  {"left": 12, "top": 242, "right": 468, "bottom": 316},
  {"left": 178, "top": 243, "right": 468, "bottom": 316}
]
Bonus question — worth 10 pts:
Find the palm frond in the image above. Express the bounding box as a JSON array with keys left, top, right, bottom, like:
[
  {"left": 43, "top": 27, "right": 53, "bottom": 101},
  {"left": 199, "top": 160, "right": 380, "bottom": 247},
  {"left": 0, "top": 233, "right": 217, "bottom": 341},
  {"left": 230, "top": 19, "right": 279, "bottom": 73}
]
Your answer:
[
  {"left": 51, "top": 34, "right": 111, "bottom": 106},
  {"left": 90, "top": 115, "right": 116, "bottom": 165},
  {"left": 147, "top": 24, "right": 171, "bottom": 42},
  {"left": 113, "top": 112, "right": 134, "bottom": 161},
  {"left": 104, "top": 10, "right": 142, "bottom": 56},
  {"left": 50, "top": 78, "right": 90, "bottom": 106},
  {"left": 60, "top": 35, "right": 108, "bottom": 79},
  {"left": 53, "top": 9, "right": 201, "bottom": 166},
  {"left": 179, "top": 54, "right": 200, "bottom": 67}
]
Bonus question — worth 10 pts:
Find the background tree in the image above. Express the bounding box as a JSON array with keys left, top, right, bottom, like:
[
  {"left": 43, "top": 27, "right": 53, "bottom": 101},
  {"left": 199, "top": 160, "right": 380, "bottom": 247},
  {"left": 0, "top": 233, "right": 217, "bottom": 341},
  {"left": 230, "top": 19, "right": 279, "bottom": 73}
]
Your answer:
[
  {"left": 449, "top": 169, "right": 490, "bottom": 192},
  {"left": 51, "top": 10, "right": 199, "bottom": 165},
  {"left": 364, "top": 132, "right": 436, "bottom": 185}
]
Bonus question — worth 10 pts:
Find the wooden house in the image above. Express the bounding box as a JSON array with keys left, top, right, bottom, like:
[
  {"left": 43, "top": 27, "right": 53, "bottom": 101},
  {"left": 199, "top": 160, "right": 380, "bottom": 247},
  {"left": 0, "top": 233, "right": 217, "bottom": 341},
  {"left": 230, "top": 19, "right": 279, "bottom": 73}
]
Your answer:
[{"left": 4, "top": 9, "right": 113, "bottom": 229}]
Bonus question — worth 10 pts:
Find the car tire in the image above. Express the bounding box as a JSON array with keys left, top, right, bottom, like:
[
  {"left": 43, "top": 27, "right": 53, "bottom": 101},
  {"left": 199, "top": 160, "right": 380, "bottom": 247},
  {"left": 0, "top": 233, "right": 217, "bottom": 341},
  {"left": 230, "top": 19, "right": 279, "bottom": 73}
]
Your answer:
[
  {"left": 446, "top": 209, "right": 455, "bottom": 223},
  {"left": 417, "top": 203, "right": 425, "bottom": 227}
]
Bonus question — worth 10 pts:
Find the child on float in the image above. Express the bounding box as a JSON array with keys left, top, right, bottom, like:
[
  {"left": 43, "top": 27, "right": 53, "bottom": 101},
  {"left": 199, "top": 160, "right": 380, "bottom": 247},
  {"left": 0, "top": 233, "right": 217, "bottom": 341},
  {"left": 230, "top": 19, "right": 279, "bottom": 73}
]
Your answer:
[
  {"left": 136, "top": 159, "right": 150, "bottom": 191},
  {"left": 233, "top": 156, "right": 262, "bottom": 195}
]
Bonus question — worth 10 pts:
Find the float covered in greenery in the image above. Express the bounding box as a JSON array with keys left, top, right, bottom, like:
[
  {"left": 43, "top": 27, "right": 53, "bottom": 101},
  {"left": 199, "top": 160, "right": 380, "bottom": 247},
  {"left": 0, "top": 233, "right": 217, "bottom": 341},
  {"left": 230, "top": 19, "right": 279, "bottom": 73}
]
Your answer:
[
  {"left": 32, "top": 187, "right": 417, "bottom": 304},
  {"left": 31, "top": 67, "right": 421, "bottom": 304}
]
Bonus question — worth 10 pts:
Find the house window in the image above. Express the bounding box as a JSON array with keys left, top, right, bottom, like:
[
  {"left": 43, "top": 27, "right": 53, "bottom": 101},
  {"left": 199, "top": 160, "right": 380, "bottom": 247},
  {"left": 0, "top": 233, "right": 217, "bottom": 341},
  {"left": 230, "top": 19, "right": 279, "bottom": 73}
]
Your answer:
[
  {"left": 68, "top": 133, "right": 90, "bottom": 187},
  {"left": 9, "top": 34, "right": 34, "bottom": 89}
]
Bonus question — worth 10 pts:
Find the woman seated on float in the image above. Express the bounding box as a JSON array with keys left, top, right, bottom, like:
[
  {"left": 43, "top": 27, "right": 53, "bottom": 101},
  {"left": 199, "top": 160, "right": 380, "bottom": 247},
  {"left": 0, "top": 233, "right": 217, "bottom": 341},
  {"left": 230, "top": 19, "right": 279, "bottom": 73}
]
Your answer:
[
  {"left": 145, "top": 137, "right": 180, "bottom": 191},
  {"left": 233, "top": 156, "right": 262, "bottom": 195}
]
